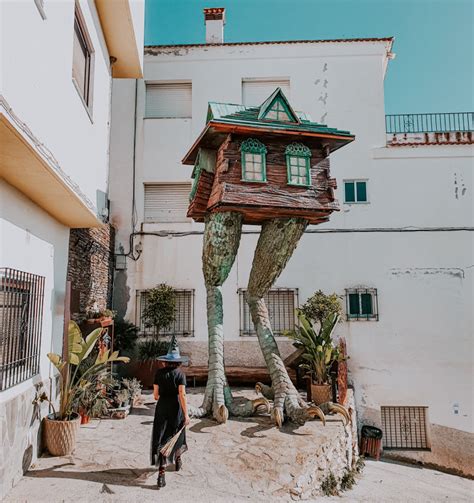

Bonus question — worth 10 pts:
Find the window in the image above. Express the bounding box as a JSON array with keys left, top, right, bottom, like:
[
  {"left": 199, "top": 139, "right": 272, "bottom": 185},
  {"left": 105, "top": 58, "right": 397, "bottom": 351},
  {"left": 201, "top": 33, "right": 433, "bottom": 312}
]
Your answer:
[
  {"left": 137, "top": 289, "right": 194, "bottom": 337},
  {"left": 239, "top": 288, "right": 298, "bottom": 336},
  {"left": 72, "top": 4, "right": 94, "bottom": 112},
  {"left": 345, "top": 288, "right": 378, "bottom": 320},
  {"left": 344, "top": 180, "right": 368, "bottom": 203},
  {"left": 0, "top": 268, "right": 45, "bottom": 390},
  {"left": 144, "top": 183, "right": 191, "bottom": 223},
  {"left": 285, "top": 143, "right": 312, "bottom": 186},
  {"left": 145, "top": 83, "right": 192, "bottom": 118},
  {"left": 381, "top": 406, "right": 431, "bottom": 451},
  {"left": 241, "top": 138, "right": 267, "bottom": 182},
  {"left": 242, "top": 79, "right": 290, "bottom": 107},
  {"left": 264, "top": 98, "right": 292, "bottom": 121}
]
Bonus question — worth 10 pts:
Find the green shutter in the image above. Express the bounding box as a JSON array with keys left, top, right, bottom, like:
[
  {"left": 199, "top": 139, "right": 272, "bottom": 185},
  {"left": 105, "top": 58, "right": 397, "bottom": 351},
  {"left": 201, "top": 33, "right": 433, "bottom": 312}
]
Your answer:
[
  {"left": 345, "top": 182, "right": 355, "bottom": 202},
  {"left": 361, "top": 293, "right": 373, "bottom": 315},
  {"left": 348, "top": 293, "right": 360, "bottom": 315},
  {"left": 356, "top": 181, "right": 367, "bottom": 202}
]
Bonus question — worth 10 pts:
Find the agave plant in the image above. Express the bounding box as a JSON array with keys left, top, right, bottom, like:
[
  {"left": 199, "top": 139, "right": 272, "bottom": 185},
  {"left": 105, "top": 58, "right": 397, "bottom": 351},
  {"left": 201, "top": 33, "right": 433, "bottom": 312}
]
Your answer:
[
  {"left": 45, "top": 321, "right": 129, "bottom": 420},
  {"left": 286, "top": 311, "right": 344, "bottom": 385}
]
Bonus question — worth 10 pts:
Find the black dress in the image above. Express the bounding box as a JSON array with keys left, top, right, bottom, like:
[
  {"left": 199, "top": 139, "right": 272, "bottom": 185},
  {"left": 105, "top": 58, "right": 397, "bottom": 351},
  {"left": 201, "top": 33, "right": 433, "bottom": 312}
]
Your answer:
[{"left": 150, "top": 367, "right": 188, "bottom": 466}]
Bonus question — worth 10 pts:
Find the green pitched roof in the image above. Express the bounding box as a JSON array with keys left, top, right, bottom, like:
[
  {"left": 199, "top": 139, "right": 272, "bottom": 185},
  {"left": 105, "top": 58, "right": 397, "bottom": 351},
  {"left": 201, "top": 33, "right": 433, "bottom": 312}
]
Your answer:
[
  {"left": 257, "top": 88, "right": 300, "bottom": 123},
  {"left": 207, "top": 92, "right": 353, "bottom": 138}
]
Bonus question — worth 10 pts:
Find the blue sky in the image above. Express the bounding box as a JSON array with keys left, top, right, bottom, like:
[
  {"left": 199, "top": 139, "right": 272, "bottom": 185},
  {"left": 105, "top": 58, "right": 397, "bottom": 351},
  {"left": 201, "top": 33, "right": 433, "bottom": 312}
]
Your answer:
[{"left": 145, "top": 0, "right": 473, "bottom": 114}]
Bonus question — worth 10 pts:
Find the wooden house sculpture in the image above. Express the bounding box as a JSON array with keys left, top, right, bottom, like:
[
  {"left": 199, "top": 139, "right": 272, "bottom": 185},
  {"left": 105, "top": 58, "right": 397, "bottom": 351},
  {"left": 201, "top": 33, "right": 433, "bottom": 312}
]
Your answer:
[
  {"left": 182, "top": 89, "right": 354, "bottom": 426},
  {"left": 183, "top": 88, "right": 354, "bottom": 224}
]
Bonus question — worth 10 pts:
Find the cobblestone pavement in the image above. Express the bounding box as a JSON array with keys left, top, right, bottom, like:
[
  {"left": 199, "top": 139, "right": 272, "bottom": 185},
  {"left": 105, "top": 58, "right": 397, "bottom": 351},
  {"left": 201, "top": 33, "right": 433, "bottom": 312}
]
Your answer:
[{"left": 4, "top": 389, "right": 473, "bottom": 503}]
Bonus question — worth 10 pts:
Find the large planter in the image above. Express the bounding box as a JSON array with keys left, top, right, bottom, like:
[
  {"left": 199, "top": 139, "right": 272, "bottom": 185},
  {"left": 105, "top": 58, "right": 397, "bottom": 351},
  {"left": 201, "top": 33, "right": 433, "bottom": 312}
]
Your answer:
[
  {"left": 124, "top": 360, "right": 164, "bottom": 389},
  {"left": 309, "top": 383, "right": 332, "bottom": 405},
  {"left": 43, "top": 413, "right": 81, "bottom": 456}
]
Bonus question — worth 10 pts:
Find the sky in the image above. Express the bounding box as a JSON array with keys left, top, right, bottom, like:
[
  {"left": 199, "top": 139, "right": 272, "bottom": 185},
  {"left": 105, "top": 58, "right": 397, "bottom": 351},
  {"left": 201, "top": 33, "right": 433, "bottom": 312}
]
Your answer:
[{"left": 144, "top": 0, "right": 474, "bottom": 114}]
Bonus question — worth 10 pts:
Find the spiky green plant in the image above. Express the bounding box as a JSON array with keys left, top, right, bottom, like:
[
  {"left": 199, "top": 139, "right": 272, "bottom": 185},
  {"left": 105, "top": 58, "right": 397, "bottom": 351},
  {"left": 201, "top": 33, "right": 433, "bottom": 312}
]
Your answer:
[
  {"left": 285, "top": 311, "right": 344, "bottom": 385},
  {"left": 44, "top": 321, "right": 129, "bottom": 420}
]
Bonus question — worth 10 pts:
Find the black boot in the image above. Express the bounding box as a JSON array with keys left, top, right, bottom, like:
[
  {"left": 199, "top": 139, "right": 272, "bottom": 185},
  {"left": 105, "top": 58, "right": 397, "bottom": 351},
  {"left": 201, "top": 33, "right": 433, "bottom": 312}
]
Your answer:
[
  {"left": 175, "top": 456, "right": 182, "bottom": 472},
  {"left": 157, "top": 470, "right": 166, "bottom": 488}
]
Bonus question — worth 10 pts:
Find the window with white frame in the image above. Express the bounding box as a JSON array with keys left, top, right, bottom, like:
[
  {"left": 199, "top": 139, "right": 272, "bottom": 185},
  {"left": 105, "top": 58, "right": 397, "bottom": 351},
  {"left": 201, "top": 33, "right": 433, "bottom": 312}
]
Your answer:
[
  {"left": 241, "top": 138, "right": 267, "bottom": 182},
  {"left": 137, "top": 289, "right": 194, "bottom": 337},
  {"left": 381, "top": 406, "right": 431, "bottom": 450},
  {"left": 242, "top": 79, "right": 290, "bottom": 106},
  {"left": 286, "top": 143, "right": 312, "bottom": 186},
  {"left": 344, "top": 180, "right": 368, "bottom": 203},
  {"left": 345, "top": 288, "right": 378, "bottom": 320},
  {"left": 239, "top": 288, "right": 298, "bottom": 336},
  {"left": 0, "top": 268, "right": 45, "bottom": 390},
  {"left": 72, "top": 3, "right": 94, "bottom": 112},
  {"left": 144, "top": 183, "right": 191, "bottom": 223},
  {"left": 145, "top": 83, "right": 192, "bottom": 118}
]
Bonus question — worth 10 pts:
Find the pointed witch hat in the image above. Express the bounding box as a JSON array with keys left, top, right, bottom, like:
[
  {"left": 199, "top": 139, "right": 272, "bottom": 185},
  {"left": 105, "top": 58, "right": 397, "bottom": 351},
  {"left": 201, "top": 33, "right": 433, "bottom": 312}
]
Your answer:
[{"left": 157, "top": 334, "right": 189, "bottom": 363}]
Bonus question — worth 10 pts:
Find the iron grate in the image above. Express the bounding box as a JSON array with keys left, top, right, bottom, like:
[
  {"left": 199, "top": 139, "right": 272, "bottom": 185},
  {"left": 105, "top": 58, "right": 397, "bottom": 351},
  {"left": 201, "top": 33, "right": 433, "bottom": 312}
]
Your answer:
[
  {"left": 381, "top": 406, "right": 431, "bottom": 451},
  {"left": 137, "top": 289, "right": 194, "bottom": 337},
  {"left": 239, "top": 288, "right": 298, "bottom": 337},
  {"left": 0, "top": 268, "right": 45, "bottom": 390}
]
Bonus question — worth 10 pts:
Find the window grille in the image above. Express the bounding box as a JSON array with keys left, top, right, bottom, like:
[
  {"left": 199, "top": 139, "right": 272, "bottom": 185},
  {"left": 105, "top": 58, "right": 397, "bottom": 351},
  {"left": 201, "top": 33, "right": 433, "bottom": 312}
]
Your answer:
[
  {"left": 345, "top": 288, "right": 378, "bottom": 321},
  {"left": 137, "top": 289, "right": 194, "bottom": 337},
  {"left": 0, "top": 268, "right": 45, "bottom": 390},
  {"left": 239, "top": 288, "right": 298, "bottom": 337},
  {"left": 381, "top": 406, "right": 431, "bottom": 451}
]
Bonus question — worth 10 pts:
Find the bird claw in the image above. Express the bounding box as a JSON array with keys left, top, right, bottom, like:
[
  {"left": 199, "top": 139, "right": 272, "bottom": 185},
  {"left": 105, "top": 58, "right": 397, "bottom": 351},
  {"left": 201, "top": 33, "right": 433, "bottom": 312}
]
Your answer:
[
  {"left": 306, "top": 405, "right": 326, "bottom": 425},
  {"left": 252, "top": 397, "right": 271, "bottom": 415},
  {"left": 319, "top": 402, "right": 351, "bottom": 426}
]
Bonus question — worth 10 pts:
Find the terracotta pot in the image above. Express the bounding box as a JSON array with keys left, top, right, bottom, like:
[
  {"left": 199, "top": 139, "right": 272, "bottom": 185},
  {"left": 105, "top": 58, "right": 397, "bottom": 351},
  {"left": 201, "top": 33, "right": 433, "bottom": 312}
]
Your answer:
[
  {"left": 43, "top": 413, "right": 81, "bottom": 456},
  {"left": 310, "top": 383, "right": 332, "bottom": 405},
  {"left": 80, "top": 413, "right": 90, "bottom": 425}
]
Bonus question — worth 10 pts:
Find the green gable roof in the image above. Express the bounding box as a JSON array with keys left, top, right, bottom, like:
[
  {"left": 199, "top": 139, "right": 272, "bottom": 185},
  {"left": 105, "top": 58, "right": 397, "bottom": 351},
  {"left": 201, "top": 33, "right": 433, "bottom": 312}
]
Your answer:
[
  {"left": 206, "top": 92, "right": 353, "bottom": 138},
  {"left": 257, "top": 88, "right": 300, "bottom": 123}
]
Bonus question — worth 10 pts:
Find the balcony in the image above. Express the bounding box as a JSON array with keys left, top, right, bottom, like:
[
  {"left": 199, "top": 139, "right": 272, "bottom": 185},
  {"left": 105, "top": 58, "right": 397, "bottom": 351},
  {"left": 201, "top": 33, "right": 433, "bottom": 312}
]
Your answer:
[{"left": 385, "top": 112, "right": 473, "bottom": 146}]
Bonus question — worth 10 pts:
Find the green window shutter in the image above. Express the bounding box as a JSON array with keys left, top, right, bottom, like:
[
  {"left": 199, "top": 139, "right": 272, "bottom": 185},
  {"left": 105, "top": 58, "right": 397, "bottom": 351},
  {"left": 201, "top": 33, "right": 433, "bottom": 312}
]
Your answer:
[
  {"left": 356, "top": 181, "right": 367, "bottom": 202},
  {"left": 345, "top": 182, "right": 355, "bottom": 202},
  {"left": 348, "top": 293, "right": 360, "bottom": 315},
  {"left": 361, "top": 293, "right": 373, "bottom": 315}
]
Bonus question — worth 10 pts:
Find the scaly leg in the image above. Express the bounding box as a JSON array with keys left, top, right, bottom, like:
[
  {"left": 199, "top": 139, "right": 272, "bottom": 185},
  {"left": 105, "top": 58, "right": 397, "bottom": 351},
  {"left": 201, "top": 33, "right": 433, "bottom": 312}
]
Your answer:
[
  {"left": 246, "top": 218, "right": 344, "bottom": 426},
  {"left": 188, "top": 211, "right": 266, "bottom": 422}
]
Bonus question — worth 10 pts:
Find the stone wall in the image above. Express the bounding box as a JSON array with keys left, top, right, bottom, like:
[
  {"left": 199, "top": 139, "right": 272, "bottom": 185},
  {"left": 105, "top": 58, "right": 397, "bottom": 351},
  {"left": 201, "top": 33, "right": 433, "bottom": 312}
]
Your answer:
[
  {"left": 0, "top": 380, "right": 53, "bottom": 500},
  {"left": 67, "top": 224, "right": 115, "bottom": 317}
]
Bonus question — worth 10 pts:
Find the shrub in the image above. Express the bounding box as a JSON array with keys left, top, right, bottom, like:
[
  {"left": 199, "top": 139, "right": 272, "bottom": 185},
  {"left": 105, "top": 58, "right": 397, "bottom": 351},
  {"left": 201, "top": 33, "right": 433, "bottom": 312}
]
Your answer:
[
  {"left": 113, "top": 318, "right": 140, "bottom": 354},
  {"left": 137, "top": 338, "right": 169, "bottom": 362},
  {"left": 142, "top": 284, "right": 176, "bottom": 337},
  {"left": 320, "top": 471, "right": 339, "bottom": 496},
  {"left": 301, "top": 290, "right": 342, "bottom": 327}
]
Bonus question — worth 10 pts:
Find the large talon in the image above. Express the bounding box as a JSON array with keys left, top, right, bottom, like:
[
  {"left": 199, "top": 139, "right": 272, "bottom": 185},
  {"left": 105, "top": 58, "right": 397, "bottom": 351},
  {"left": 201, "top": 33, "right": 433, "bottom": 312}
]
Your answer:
[
  {"left": 329, "top": 403, "right": 351, "bottom": 426},
  {"left": 272, "top": 407, "right": 284, "bottom": 428},
  {"left": 214, "top": 404, "right": 229, "bottom": 423},
  {"left": 255, "top": 382, "right": 274, "bottom": 400},
  {"left": 307, "top": 405, "right": 326, "bottom": 425},
  {"left": 253, "top": 397, "right": 271, "bottom": 415}
]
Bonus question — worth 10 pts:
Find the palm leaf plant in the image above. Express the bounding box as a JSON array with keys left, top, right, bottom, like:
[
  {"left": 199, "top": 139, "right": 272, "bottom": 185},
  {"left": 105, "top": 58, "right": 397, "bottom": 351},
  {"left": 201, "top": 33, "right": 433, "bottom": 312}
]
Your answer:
[
  {"left": 44, "top": 321, "right": 130, "bottom": 420},
  {"left": 286, "top": 311, "right": 344, "bottom": 385}
]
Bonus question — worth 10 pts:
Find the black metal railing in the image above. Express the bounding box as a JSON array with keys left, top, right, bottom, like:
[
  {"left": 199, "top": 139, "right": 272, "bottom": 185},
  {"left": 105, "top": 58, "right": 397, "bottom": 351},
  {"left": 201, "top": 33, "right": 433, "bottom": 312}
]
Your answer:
[
  {"left": 0, "top": 268, "right": 45, "bottom": 390},
  {"left": 385, "top": 112, "right": 473, "bottom": 134}
]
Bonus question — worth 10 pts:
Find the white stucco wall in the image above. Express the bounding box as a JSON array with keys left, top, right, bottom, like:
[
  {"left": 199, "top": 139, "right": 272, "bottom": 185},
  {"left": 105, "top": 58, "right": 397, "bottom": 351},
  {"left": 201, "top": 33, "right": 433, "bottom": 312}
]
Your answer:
[
  {"left": 0, "top": 0, "right": 112, "bottom": 209},
  {"left": 109, "top": 41, "right": 473, "bottom": 451},
  {"left": 0, "top": 179, "right": 69, "bottom": 401}
]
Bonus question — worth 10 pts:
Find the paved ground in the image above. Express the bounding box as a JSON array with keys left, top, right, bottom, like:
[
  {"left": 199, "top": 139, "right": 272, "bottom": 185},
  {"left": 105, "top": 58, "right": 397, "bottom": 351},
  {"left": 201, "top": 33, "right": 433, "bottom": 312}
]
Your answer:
[{"left": 5, "top": 389, "right": 473, "bottom": 503}]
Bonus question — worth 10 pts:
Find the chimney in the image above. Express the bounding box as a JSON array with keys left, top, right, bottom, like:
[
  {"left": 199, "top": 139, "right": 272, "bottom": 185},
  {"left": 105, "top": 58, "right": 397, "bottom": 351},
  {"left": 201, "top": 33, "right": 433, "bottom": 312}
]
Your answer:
[{"left": 204, "top": 7, "right": 225, "bottom": 44}]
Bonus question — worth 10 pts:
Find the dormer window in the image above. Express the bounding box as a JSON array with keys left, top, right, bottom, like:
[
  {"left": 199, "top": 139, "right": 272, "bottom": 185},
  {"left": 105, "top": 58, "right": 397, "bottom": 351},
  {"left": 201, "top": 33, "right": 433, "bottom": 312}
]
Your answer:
[
  {"left": 264, "top": 98, "right": 291, "bottom": 121},
  {"left": 258, "top": 88, "right": 300, "bottom": 124},
  {"left": 285, "top": 143, "right": 311, "bottom": 186},
  {"left": 241, "top": 138, "right": 267, "bottom": 182}
]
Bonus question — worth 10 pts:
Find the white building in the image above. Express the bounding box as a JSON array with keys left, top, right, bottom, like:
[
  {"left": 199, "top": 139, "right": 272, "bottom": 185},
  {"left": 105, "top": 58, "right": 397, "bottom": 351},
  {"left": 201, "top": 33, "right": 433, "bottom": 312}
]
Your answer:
[
  {"left": 0, "top": 0, "right": 144, "bottom": 497},
  {"left": 109, "top": 10, "right": 473, "bottom": 475}
]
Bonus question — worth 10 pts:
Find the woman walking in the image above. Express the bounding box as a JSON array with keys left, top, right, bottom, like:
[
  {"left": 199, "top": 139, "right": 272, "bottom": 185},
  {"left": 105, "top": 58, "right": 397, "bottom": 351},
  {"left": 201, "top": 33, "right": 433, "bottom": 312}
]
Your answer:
[{"left": 151, "top": 335, "right": 190, "bottom": 488}]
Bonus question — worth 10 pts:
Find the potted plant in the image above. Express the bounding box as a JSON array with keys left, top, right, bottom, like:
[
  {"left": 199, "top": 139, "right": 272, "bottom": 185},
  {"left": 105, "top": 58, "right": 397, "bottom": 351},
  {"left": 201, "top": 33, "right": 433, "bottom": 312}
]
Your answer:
[
  {"left": 41, "top": 321, "right": 129, "bottom": 455},
  {"left": 142, "top": 283, "right": 176, "bottom": 337},
  {"left": 122, "top": 378, "right": 143, "bottom": 407}
]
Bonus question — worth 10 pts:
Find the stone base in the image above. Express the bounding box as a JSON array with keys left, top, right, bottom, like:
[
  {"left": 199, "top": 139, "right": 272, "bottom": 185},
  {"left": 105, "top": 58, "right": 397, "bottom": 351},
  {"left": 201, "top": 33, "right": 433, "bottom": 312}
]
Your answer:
[
  {"left": 179, "top": 339, "right": 296, "bottom": 367},
  {"left": 0, "top": 380, "right": 52, "bottom": 499}
]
